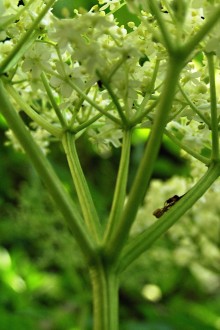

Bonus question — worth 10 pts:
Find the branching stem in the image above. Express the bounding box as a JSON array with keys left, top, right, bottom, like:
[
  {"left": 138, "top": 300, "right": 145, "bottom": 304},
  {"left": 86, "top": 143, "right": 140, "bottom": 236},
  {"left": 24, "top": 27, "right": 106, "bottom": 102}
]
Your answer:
[
  {"left": 0, "top": 79, "right": 96, "bottom": 263},
  {"left": 6, "top": 84, "right": 62, "bottom": 137},
  {"left": 41, "top": 72, "right": 67, "bottom": 128},
  {"left": 104, "top": 58, "right": 183, "bottom": 259},
  {"left": 62, "top": 132, "right": 102, "bottom": 242}
]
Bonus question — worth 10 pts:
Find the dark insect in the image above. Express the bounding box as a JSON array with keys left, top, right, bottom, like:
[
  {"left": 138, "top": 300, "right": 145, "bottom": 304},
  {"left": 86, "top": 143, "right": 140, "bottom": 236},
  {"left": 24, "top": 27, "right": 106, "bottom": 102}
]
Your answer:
[
  {"left": 153, "top": 194, "right": 184, "bottom": 218},
  {"left": 97, "top": 80, "right": 104, "bottom": 90},
  {"left": 17, "top": 0, "right": 25, "bottom": 6}
]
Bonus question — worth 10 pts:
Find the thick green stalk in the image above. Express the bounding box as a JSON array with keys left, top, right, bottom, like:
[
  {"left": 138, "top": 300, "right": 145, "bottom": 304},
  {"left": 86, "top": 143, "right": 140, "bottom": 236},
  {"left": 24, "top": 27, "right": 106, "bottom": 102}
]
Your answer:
[
  {"left": 119, "top": 162, "right": 220, "bottom": 272},
  {"left": 104, "top": 58, "right": 183, "bottom": 259},
  {"left": 0, "top": 79, "right": 96, "bottom": 263},
  {"left": 104, "top": 130, "right": 132, "bottom": 243},
  {"left": 206, "top": 53, "right": 219, "bottom": 161},
  {"left": 62, "top": 132, "right": 102, "bottom": 242},
  {"left": 90, "top": 263, "right": 119, "bottom": 330}
]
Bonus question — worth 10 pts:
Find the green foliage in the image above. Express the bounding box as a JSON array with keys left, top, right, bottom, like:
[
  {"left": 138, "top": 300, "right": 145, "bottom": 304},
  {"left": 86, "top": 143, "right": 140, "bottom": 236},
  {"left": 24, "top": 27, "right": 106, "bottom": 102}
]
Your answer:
[
  {"left": 0, "top": 175, "right": 92, "bottom": 329},
  {"left": 0, "top": 130, "right": 30, "bottom": 207},
  {"left": 1, "top": 170, "right": 219, "bottom": 329},
  {"left": 53, "top": 0, "right": 96, "bottom": 18}
]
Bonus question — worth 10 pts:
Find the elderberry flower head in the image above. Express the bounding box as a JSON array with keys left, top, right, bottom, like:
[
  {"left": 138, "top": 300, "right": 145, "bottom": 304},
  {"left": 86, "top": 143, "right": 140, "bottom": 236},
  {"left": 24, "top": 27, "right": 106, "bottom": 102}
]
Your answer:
[{"left": 1, "top": 0, "right": 220, "bottom": 155}]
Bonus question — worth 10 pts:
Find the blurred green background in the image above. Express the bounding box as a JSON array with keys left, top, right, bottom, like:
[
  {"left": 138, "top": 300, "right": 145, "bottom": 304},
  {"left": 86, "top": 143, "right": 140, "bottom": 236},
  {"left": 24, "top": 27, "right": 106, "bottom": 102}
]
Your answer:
[{"left": 0, "top": 1, "right": 219, "bottom": 330}]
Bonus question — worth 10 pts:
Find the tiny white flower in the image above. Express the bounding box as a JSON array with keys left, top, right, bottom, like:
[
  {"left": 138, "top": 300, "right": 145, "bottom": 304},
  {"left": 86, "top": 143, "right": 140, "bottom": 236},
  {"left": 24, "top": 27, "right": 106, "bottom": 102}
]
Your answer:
[
  {"left": 50, "top": 62, "right": 74, "bottom": 98},
  {"left": 99, "top": 0, "right": 121, "bottom": 12},
  {"left": 22, "top": 43, "right": 51, "bottom": 78}
]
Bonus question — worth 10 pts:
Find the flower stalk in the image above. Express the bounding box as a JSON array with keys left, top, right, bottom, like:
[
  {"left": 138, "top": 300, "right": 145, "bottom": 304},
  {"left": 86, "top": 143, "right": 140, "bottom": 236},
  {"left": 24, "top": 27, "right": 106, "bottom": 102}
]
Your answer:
[
  {"left": 1, "top": 2, "right": 220, "bottom": 329},
  {"left": 0, "top": 79, "right": 96, "bottom": 263},
  {"left": 104, "top": 57, "right": 183, "bottom": 259},
  {"left": 62, "top": 131, "right": 102, "bottom": 242}
]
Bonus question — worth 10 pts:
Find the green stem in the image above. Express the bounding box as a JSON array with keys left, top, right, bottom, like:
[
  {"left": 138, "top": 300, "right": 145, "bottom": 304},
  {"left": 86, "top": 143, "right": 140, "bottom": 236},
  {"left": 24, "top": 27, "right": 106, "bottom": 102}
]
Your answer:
[
  {"left": 41, "top": 72, "right": 67, "bottom": 128},
  {"left": 73, "top": 113, "right": 103, "bottom": 134},
  {"left": 104, "top": 130, "right": 132, "bottom": 243},
  {"left": 69, "top": 85, "right": 94, "bottom": 128},
  {"left": 0, "top": 0, "right": 56, "bottom": 74},
  {"left": 206, "top": 53, "right": 219, "bottom": 160},
  {"left": 46, "top": 69, "right": 121, "bottom": 126},
  {"left": 164, "top": 129, "right": 210, "bottom": 165},
  {"left": 104, "top": 58, "right": 183, "bottom": 259},
  {"left": 133, "top": 59, "right": 160, "bottom": 121},
  {"left": 148, "top": 0, "right": 175, "bottom": 53},
  {"left": 132, "top": 99, "right": 159, "bottom": 126},
  {"left": 96, "top": 70, "right": 128, "bottom": 126},
  {"left": 0, "top": 79, "right": 96, "bottom": 263},
  {"left": 0, "top": 0, "right": 36, "bottom": 29},
  {"left": 66, "top": 78, "right": 121, "bottom": 125},
  {"left": 161, "top": 0, "right": 175, "bottom": 23},
  {"left": 178, "top": 83, "right": 211, "bottom": 128},
  {"left": 107, "top": 56, "right": 127, "bottom": 81},
  {"left": 118, "top": 162, "right": 220, "bottom": 272},
  {"left": 5, "top": 84, "right": 62, "bottom": 137},
  {"left": 42, "top": 66, "right": 120, "bottom": 125},
  {"left": 62, "top": 132, "right": 102, "bottom": 242},
  {"left": 90, "top": 263, "right": 119, "bottom": 330},
  {"left": 105, "top": 1, "right": 126, "bottom": 16}
]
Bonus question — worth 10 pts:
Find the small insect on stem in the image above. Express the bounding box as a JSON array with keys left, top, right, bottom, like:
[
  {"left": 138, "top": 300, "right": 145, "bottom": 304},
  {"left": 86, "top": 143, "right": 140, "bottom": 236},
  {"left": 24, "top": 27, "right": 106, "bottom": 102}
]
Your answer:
[{"left": 153, "top": 194, "right": 185, "bottom": 219}]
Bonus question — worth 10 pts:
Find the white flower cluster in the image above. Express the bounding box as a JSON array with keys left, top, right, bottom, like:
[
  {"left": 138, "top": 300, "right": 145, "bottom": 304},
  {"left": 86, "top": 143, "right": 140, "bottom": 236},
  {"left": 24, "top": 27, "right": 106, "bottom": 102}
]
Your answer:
[{"left": 0, "top": 0, "right": 220, "bottom": 156}]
